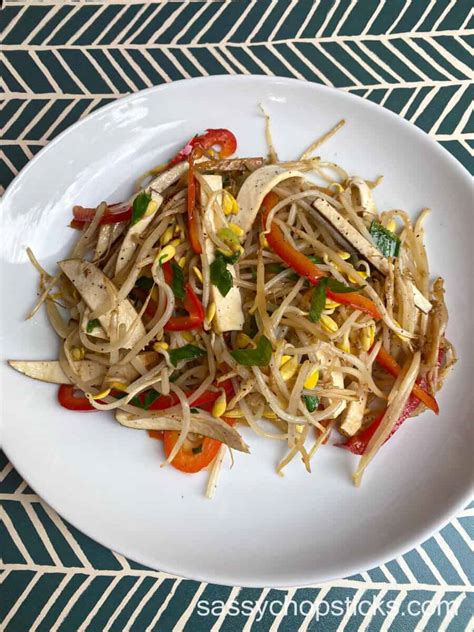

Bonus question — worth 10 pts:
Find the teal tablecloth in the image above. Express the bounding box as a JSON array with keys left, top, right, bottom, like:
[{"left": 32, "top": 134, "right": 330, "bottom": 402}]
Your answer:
[{"left": 1, "top": 1, "right": 473, "bottom": 630}]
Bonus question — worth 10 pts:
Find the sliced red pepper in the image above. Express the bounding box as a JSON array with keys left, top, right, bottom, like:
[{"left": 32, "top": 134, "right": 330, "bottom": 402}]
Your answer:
[
  {"left": 261, "top": 193, "right": 381, "bottom": 320},
  {"left": 132, "top": 266, "right": 205, "bottom": 331},
  {"left": 58, "top": 384, "right": 96, "bottom": 411},
  {"left": 187, "top": 154, "right": 202, "bottom": 254},
  {"left": 72, "top": 202, "right": 131, "bottom": 225},
  {"left": 376, "top": 346, "right": 439, "bottom": 414},
  {"left": 167, "top": 128, "right": 237, "bottom": 168}
]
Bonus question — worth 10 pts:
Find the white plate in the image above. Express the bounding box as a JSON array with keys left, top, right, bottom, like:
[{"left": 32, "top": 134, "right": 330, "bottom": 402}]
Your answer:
[{"left": 1, "top": 76, "right": 473, "bottom": 588}]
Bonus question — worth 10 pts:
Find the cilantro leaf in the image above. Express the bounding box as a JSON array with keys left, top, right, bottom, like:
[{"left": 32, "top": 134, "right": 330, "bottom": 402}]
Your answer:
[
  {"left": 230, "top": 335, "right": 273, "bottom": 367},
  {"left": 135, "top": 276, "right": 154, "bottom": 291},
  {"left": 131, "top": 191, "right": 151, "bottom": 225},
  {"left": 170, "top": 261, "right": 185, "bottom": 300},
  {"left": 303, "top": 395, "right": 320, "bottom": 413},
  {"left": 210, "top": 254, "right": 233, "bottom": 297},
  {"left": 168, "top": 344, "right": 206, "bottom": 367},
  {"left": 325, "top": 278, "right": 365, "bottom": 293},
  {"left": 309, "top": 282, "right": 327, "bottom": 323},
  {"left": 86, "top": 318, "right": 100, "bottom": 333},
  {"left": 369, "top": 220, "right": 400, "bottom": 257}
]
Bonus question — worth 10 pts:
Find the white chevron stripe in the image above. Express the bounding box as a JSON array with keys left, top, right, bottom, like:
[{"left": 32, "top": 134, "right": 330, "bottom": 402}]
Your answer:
[
  {"left": 246, "top": 0, "right": 277, "bottom": 43},
  {"left": 240, "top": 43, "right": 274, "bottom": 75},
  {"left": 432, "top": 0, "right": 458, "bottom": 31},
  {"left": 438, "top": 592, "right": 466, "bottom": 632},
  {"left": 151, "top": 1, "right": 189, "bottom": 43},
  {"left": 286, "top": 42, "right": 333, "bottom": 86},
  {"left": 207, "top": 46, "right": 237, "bottom": 75},
  {"left": 77, "top": 97, "right": 100, "bottom": 121},
  {"left": 116, "top": 49, "right": 154, "bottom": 88},
  {"left": 40, "top": 504, "right": 94, "bottom": 569},
  {"left": 42, "top": 100, "right": 78, "bottom": 140},
  {"left": 433, "top": 532, "right": 470, "bottom": 585},
  {"left": 29, "top": 50, "right": 63, "bottom": 93},
  {"left": 299, "top": 586, "right": 332, "bottom": 631},
  {"left": 80, "top": 575, "right": 128, "bottom": 631},
  {"left": 3, "top": 54, "right": 32, "bottom": 92},
  {"left": 360, "top": 0, "right": 386, "bottom": 36},
  {"left": 267, "top": 43, "right": 305, "bottom": 79},
  {"left": 2, "top": 3, "right": 27, "bottom": 39},
  {"left": 412, "top": 0, "right": 438, "bottom": 32},
  {"left": 42, "top": 5, "right": 81, "bottom": 47},
  {"left": 269, "top": 588, "right": 297, "bottom": 631},
  {"left": 102, "top": 48, "right": 139, "bottom": 91},
  {"left": 102, "top": 576, "right": 148, "bottom": 632},
  {"left": 180, "top": 46, "right": 208, "bottom": 76},
  {"left": 23, "top": 4, "right": 62, "bottom": 45},
  {"left": 337, "top": 40, "right": 388, "bottom": 84},
  {"left": 84, "top": 48, "right": 121, "bottom": 94},
  {"left": 386, "top": 0, "right": 412, "bottom": 35},
  {"left": 268, "top": 0, "right": 299, "bottom": 41},
  {"left": 1, "top": 99, "right": 29, "bottom": 136},
  {"left": 460, "top": 11, "right": 474, "bottom": 31},
  {"left": 170, "top": 1, "right": 209, "bottom": 46},
  {"left": 121, "top": 3, "right": 164, "bottom": 46},
  {"left": 430, "top": 83, "right": 470, "bottom": 134},
  {"left": 92, "top": 4, "right": 128, "bottom": 45},
  {"left": 1, "top": 573, "right": 43, "bottom": 629},
  {"left": 335, "top": 588, "right": 366, "bottom": 632},
  {"left": 333, "top": 0, "right": 359, "bottom": 37},
  {"left": 1, "top": 506, "right": 35, "bottom": 565},
  {"left": 409, "top": 86, "right": 440, "bottom": 122},
  {"left": 453, "top": 518, "right": 474, "bottom": 547},
  {"left": 145, "top": 579, "right": 182, "bottom": 632},
  {"left": 242, "top": 587, "right": 271, "bottom": 632},
  {"left": 222, "top": 0, "right": 257, "bottom": 43},
  {"left": 409, "top": 37, "right": 452, "bottom": 79},
  {"left": 394, "top": 555, "right": 419, "bottom": 584},
  {"left": 160, "top": 47, "right": 191, "bottom": 79},
  {"left": 316, "top": 0, "right": 341, "bottom": 37},
  {"left": 295, "top": 0, "right": 320, "bottom": 38},
  {"left": 353, "top": 40, "right": 405, "bottom": 83},
  {"left": 359, "top": 589, "right": 388, "bottom": 631},
  {"left": 383, "top": 39, "right": 431, "bottom": 81},
  {"left": 24, "top": 502, "right": 62, "bottom": 567},
  {"left": 171, "top": 582, "right": 208, "bottom": 632},
  {"left": 139, "top": 48, "right": 172, "bottom": 83},
  {"left": 0, "top": 462, "right": 14, "bottom": 481},
  {"left": 399, "top": 86, "right": 423, "bottom": 118},
  {"left": 191, "top": 0, "right": 228, "bottom": 45},
  {"left": 426, "top": 36, "right": 473, "bottom": 75},
  {"left": 317, "top": 42, "right": 363, "bottom": 86},
  {"left": 112, "top": 3, "right": 149, "bottom": 45},
  {"left": 51, "top": 49, "right": 88, "bottom": 93},
  {"left": 68, "top": 3, "right": 108, "bottom": 46},
  {"left": 30, "top": 574, "right": 73, "bottom": 632},
  {"left": 379, "top": 589, "right": 407, "bottom": 631},
  {"left": 210, "top": 586, "right": 242, "bottom": 631},
  {"left": 417, "top": 545, "right": 446, "bottom": 584},
  {"left": 455, "top": 35, "right": 473, "bottom": 54},
  {"left": 50, "top": 574, "right": 96, "bottom": 632},
  {"left": 417, "top": 590, "right": 447, "bottom": 631},
  {"left": 123, "top": 579, "right": 164, "bottom": 631}
]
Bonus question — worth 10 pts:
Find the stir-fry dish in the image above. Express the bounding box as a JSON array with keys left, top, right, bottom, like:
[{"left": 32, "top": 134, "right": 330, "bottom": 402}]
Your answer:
[{"left": 10, "top": 120, "right": 456, "bottom": 496}]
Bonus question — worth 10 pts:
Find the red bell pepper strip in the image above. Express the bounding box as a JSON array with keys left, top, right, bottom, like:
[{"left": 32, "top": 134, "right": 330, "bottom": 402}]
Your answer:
[
  {"left": 167, "top": 128, "right": 237, "bottom": 168},
  {"left": 187, "top": 154, "right": 203, "bottom": 254},
  {"left": 58, "top": 385, "right": 96, "bottom": 411},
  {"left": 72, "top": 202, "right": 131, "bottom": 225},
  {"left": 261, "top": 193, "right": 382, "bottom": 320},
  {"left": 376, "top": 346, "right": 439, "bottom": 414}
]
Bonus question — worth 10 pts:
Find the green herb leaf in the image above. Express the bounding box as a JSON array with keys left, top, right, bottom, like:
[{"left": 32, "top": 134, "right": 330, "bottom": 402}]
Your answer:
[
  {"left": 143, "top": 390, "right": 160, "bottom": 410},
  {"left": 135, "top": 276, "right": 154, "bottom": 291},
  {"left": 267, "top": 263, "right": 285, "bottom": 274},
  {"left": 309, "top": 283, "right": 327, "bottom": 323},
  {"left": 369, "top": 220, "right": 401, "bottom": 257},
  {"left": 325, "top": 278, "right": 365, "bottom": 293},
  {"left": 86, "top": 318, "right": 100, "bottom": 333},
  {"left": 170, "top": 261, "right": 185, "bottom": 300},
  {"left": 192, "top": 444, "right": 203, "bottom": 454},
  {"left": 190, "top": 407, "right": 200, "bottom": 414},
  {"left": 210, "top": 254, "right": 233, "bottom": 297},
  {"left": 168, "top": 344, "right": 206, "bottom": 367},
  {"left": 303, "top": 395, "right": 320, "bottom": 413},
  {"left": 230, "top": 335, "right": 273, "bottom": 367},
  {"left": 308, "top": 255, "right": 324, "bottom": 265},
  {"left": 131, "top": 191, "right": 152, "bottom": 225}
]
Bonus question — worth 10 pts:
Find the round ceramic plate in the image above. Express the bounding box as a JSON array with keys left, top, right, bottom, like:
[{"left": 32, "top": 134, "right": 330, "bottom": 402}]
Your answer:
[{"left": 1, "top": 76, "right": 473, "bottom": 588}]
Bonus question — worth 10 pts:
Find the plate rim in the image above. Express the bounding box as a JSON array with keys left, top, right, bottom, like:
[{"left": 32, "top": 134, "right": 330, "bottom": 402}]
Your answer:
[{"left": 2, "top": 74, "right": 473, "bottom": 588}]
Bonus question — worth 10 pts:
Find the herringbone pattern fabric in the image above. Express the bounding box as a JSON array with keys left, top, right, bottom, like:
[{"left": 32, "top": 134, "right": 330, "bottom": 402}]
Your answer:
[{"left": 1, "top": 1, "right": 473, "bottom": 630}]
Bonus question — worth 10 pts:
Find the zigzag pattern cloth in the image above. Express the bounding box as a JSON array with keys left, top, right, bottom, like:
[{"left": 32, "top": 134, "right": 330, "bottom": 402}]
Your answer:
[{"left": 1, "top": 1, "right": 473, "bottom": 630}]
